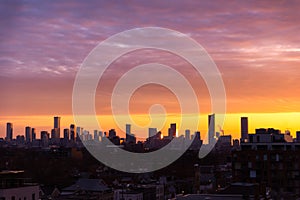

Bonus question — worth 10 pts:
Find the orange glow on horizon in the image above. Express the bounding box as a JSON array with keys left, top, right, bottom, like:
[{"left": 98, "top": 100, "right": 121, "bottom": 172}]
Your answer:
[{"left": 1, "top": 112, "right": 300, "bottom": 140}]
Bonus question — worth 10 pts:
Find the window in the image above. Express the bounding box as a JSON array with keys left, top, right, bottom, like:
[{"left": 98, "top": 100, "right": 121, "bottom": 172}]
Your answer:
[
  {"left": 248, "top": 162, "right": 252, "bottom": 168},
  {"left": 263, "top": 154, "right": 267, "bottom": 161},
  {"left": 32, "top": 194, "right": 35, "bottom": 200},
  {"left": 250, "top": 170, "right": 256, "bottom": 178},
  {"left": 276, "top": 154, "right": 279, "bottom": 162}
]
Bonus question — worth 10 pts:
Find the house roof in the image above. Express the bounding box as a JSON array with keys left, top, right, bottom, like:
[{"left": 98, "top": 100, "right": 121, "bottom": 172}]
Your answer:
[{"left": 62, "top": 178, "right": 110, "bottom": 192}]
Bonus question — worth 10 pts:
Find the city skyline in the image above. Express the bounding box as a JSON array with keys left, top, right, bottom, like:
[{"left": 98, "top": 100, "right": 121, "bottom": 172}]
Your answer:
[
  {"left": 1, "top": 1, "right": 300, "bottom": 140},
  {"left": 1, "top": 114, "right": 300, "bottom": 142},
  {"left": 1, "top": 1, "right": 300, "bottom": 198}
]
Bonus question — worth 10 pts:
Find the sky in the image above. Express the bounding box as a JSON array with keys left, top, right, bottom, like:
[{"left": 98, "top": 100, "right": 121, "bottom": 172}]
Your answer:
[{"left": 0, "top": 0, "right": 300, "bottom": 139}]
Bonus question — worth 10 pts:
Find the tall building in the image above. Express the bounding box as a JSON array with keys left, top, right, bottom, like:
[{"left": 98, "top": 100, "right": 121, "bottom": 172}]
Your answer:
[
  {"left": 149, "top": 128, "right": 157, "bottom": 138},
  {"left": 94, "top": 130, "right": 99, "bottom": 141},
  {"left": 241, "top": 117, "right": 248, "bottom": 142},
  {"left": 70, "top": 124, "right": 76, "bottom": 141},
  {"left": 99, "top": 131, "right": 103, "bottom": 137},
  {"left": 296, "top": 131, "right": 300, "bottom": 142},
  {"left": 25, "top": 126, "right": 32, "bottom": 143},
  {"left": 76, "top": 127, "right": 83, "bottom": 142},
  {"left": 126, "top": 124, "right": 131, "bottom": 135},
  {"left": 40, "top": 131, "right": 49, "bottom": 141},
  {"left": 31, "top": 128, "right": 36, "bottom": 141},
  {"left": 53, "top": 116, "right": 61, "bottom": 139},
  {"left": 126, "top": 133, "right": 136, "bottom": 144},
  {"left": 64, "top": 128, "right": 70, "bottom": 140},
  {"left": 6, "top": 122, "right": 13, "bottom": 141},
  {"left": 194, "top": 131, "right": 201, "bottom": 140},
  {"left": 168, "top": 123, "right": 176, "bottom": 138},
  {"left": 108, "top": 129, "right": 116, "bottom": 139},
  {"left": 185, "top": 129, "right": 191, "bottom": 140},
  {"left": 54, "top": 116, "right": 60, "bottom": 129},
  {"left": 208, "top": 114, "right": 215, "bottom": 144},
  {"left": 233, "top": 141, "right": 300, "bottom": 196}
]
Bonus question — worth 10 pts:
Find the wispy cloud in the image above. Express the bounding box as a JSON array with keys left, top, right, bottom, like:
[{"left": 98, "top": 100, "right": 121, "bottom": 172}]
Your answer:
[{"left": 0, "top": 0, "right": 299, "bottom": 117}]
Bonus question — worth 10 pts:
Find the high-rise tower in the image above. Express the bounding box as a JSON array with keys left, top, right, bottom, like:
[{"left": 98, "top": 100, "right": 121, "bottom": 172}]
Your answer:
[
  {"left": 6, "top": 122, "right": 13, "bottom": 141},
  {"left": 25, "top": 126, "right": 32, "bottom": 143},
  {"left": 241, "top": 117, "right": 248, "bottom": 142},
  {"left": 53, "top": 116, "right": 61, "bottom": 139},
  {"left": 208, "top": 114, "right": 215, "bottom": 144}
]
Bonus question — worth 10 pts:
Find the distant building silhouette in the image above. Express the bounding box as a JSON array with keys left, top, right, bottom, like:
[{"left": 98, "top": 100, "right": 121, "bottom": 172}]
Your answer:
[
  {"left": 99, "top": 131, "right": 103, "bottom": 137},
  {"left": 40, "top": 130, "right": 49, "bottom": 146},
  {"left": 6, "top": 122, "right": 13, "bottom": 141},
  {"left": 25, "top": 126, "right": 32, "bottom": 143},
  {"left": 125, "top": 124, "right": 136, "bottom": 143},
  {"left": 63, "top": 128, "right": 70, "bottom": 140},
  {"left": 54, "top": 116, "right": 60, "bottom": 129},
  {"left": 31, "top": 128, "right": 36, "bottom": 141},
  {"left": 241, "top": 117, "right": 248, "bottom": 142},
  {"left": 94, "top": 130, "right": 99, "bottom": 141},
  {"left": 208, "top": 114, "right": 215, "bottom": 144},
  {"left": 76, "top": 127, "right": 83, "bottom": 142},
  {"left": 70, "top": 124, "right": 76, "bottom": 141},
  {"left": 185, "top": 129, "right": 191, "bottom": 140},
  {"left": 108, "top": 129, "right": 116, "bottom": 139},
  {"left": 149, "top": 128, "right": 157, "bottom": 138},
  {"left": 194, "top": 131, "right": 201, "bottom": 140},
  {"left": 126, "top": 124, "right": 131, "bottom": 135},
  {"left": 53, "top": 116, "right": 60, "bottom": 139},
  {"left": 296, "top": 131, "right": 300, "bottom": 142},
  {"left": 168, "top": 123, "right": 176, "bottom": 138},
  {"left": 126, "top": 133, "right": 136, "bottom": 144}
]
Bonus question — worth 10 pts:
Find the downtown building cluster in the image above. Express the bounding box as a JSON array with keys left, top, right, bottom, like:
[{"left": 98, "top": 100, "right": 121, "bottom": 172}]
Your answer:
[
  {"left": 1, "top": 115, "right": 219, "bottom": 150},
  {"left": 1, "top": 115, "right": 300, "bottom": 199}
]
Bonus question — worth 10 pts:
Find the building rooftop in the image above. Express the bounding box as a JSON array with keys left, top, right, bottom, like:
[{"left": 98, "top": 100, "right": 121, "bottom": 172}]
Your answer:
[
  {"left": 176, "top": 194, "right": 250, "bottom": 200},
  {"left": 62, "top": 178, "right": 111, "bottom": 192}
]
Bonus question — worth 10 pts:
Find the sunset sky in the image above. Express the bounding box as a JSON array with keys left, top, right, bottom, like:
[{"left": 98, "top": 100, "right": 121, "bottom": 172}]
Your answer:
[{"left": 1, "top": 1, "right": 300, "bottom": 139}]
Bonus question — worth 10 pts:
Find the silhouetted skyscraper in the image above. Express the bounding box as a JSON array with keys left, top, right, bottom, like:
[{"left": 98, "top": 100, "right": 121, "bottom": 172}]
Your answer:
[
  {"left": 76, "top": 127, "right": 83, "bottom": 142},
  {"left": 126, "top": 124, "right": 131, "bottom": 135},
  {"left": 64, "top": 128, "right": 70, "bottom": 140},
  {"left": 53, "top": 116, "right": 61, "bottom": 139},
  {"left": 51, "top": 129, "right": 55, "bottom": 139},
  {"left": 54, "top": 116, "right": 60, "bottom": 128},
  {"left": 99, "top": 131, "right": 103, "bottom": 137},
  {"left": 241, "top": 117, "right": 248, "bottom": 142},
  {"left": 296, "top": 131, "right": 300, "bottom": 142},
  {"left": 185, "top": 129, "right": 191, "bottom": 140},
  {"left": 168, "top": 123, "right": 176, "bottom": 138},
  {"left": 208, "top": 114, "right": 215, "bottom": 144},
  {"left": 149, "top": 128, "right": 157, "bottom": 138},
  {"left": 194, "top": 131, "right": 201, "bottom": 140},
  {"left": 40, "top": 131, "right": 49, "bottom": 146},
  {"left": 94, "top": 130, "right": 99, "bottom": 141},
  {"left": 109, "top": 129, "right": 116, "bottom": 139},
  {"left": 31, "top": 128, "right": 36, "bottom": 141},
  {"left": 70, "top": 124, "right": 76, "bottom": 141},
  {"left": 25, "top": 126, "right": 32, "bottom": 143},
  {"left": 126, "top": 133, "right": 136, "bottom": 144},
  {"left": 6, "top": 122, "right": 13, "bottom": 141}
]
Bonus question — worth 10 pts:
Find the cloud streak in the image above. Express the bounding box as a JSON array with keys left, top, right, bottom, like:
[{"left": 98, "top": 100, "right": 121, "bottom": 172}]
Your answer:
[{"left": 0, "top": 0, "right": 299, "bottom": 118}]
